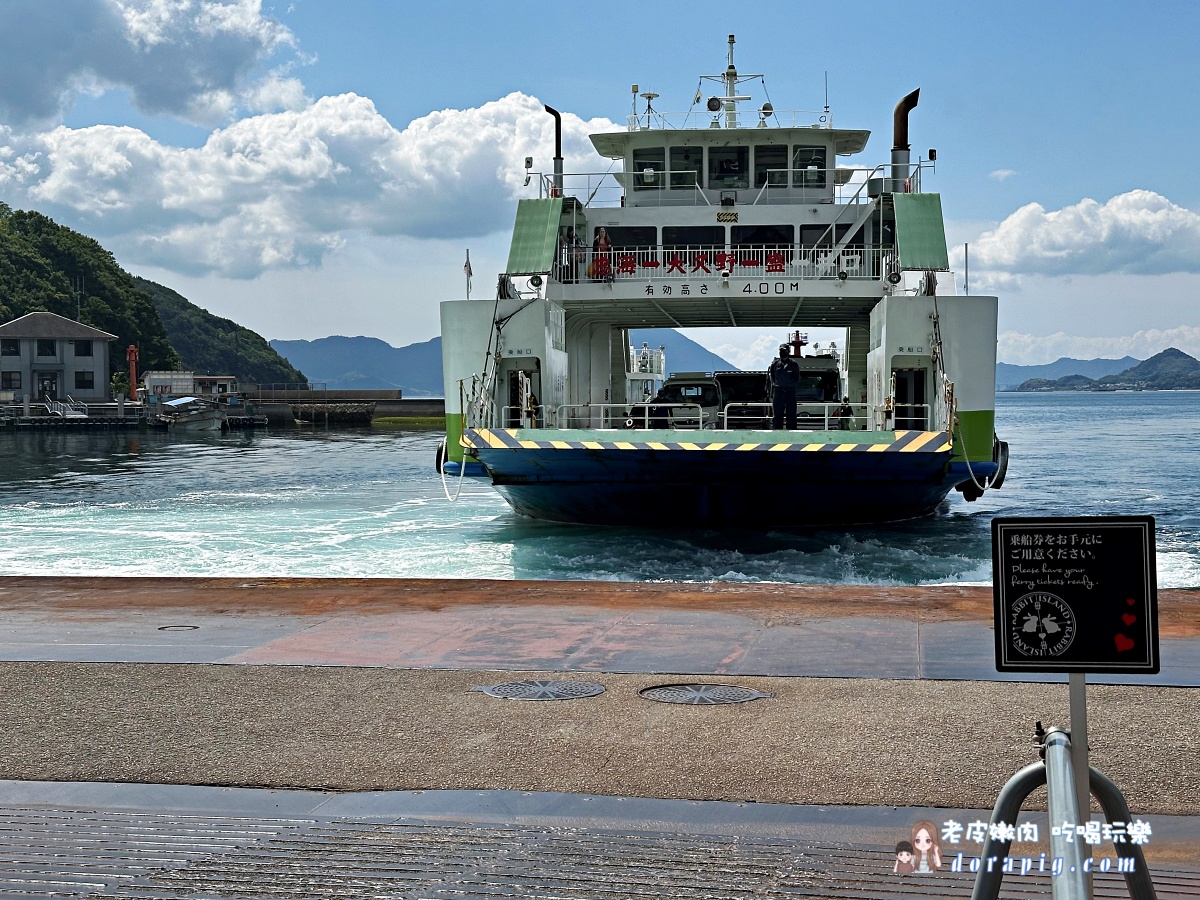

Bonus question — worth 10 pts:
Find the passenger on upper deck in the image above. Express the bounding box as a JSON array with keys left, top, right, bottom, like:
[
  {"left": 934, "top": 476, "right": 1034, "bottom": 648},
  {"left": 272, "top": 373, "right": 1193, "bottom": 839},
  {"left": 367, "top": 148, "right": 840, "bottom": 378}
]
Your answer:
[
  {"left": 558, "top": 226, "right": 583, "bottom": 283},
  {"left": 591, "top": 227, "right": 614, "bottom": 283}
]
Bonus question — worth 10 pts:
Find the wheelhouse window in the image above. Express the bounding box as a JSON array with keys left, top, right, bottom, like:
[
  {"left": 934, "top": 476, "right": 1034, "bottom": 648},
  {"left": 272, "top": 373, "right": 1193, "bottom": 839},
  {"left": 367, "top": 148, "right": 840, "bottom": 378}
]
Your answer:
[
  {"left": 631, "top": 148, "right": 665, "bottom": 191},
  {"left": 793, "top": 146, "right": 828, "bottom": 187},
  {"left": 598, "top": 226, "right": 658, "bottom": 275},
  {"left": 1, "top": 371, "right": 19, "bottom": 390},
  {"left": 601, "top": 226, "right": 657, "bottom": 250},
  {"left": 732, "top": 224, "right": 794, "bottom": 270},
  {"left": 731, "top": 224, "right": 794, "bottom": 248},
  {"left": 662, "top": 226, "right": 724, "bottom": 250},
  {"left": 799, "top": 224, "right": 864, "bottom": 250},
  {"left": 0, "top": 339, "right": 18, "bottom": 356},
  {"left": 74, "top": 371, "right": 95, "bottom": 390},
  {"left": 36, "top": 339, "right": 56, "bottom": 357},
  {"left": 73, "top": 339, "right": 93, "bottom": 357},
  {"left": 669, "top": 146, "right": 703, "bottom": 189},
  {"left": 708, "top": 146, "right": 748, "bottom": 189},
  {"left": 754, "top": 145, "right": 788, "bottom": 187}
]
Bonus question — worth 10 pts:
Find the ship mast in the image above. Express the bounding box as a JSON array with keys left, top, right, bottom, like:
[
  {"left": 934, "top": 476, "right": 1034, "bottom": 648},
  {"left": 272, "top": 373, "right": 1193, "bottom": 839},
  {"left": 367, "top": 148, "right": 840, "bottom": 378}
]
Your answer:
[
  {"left": 702, "top": 34, "right": 757, "bottom": 128},
  {"left": 724, "top": 34, "right": 738, "bottom": 128}
]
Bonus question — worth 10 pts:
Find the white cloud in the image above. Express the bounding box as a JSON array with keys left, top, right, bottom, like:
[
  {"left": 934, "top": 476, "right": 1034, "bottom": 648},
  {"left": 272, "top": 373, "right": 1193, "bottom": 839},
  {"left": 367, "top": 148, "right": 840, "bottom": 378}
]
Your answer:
[
  {"left": 0, "top": 0, "right": 298, "bottom": 126},
  {"left": 0, "top": 92, "right": 614, "bottom": 277},
  {"left": 963, "top": 190, "right": 1200, "bottom": 291},
  {"left": 681, "top": 327, "right": 848, "bottom": 371},
  {"left": 989, "top": 169, "right": 1016, "bottom": 181},
  {"left": 998, "top": 325, "right": 1200, "bottom": 365}
]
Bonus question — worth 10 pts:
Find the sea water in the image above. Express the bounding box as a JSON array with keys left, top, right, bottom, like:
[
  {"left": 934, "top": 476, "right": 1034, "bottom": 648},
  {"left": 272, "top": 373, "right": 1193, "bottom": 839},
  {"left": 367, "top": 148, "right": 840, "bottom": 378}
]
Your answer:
[{"left": 1, "top": 392, "right": 1197, "bottom": 587}]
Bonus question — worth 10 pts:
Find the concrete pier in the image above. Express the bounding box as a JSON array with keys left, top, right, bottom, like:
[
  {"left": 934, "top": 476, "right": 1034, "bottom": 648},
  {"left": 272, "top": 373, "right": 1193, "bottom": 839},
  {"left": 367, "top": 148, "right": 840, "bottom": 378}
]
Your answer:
[{"left": 1, "top": 577, "right": 1197, "bottom": 896}]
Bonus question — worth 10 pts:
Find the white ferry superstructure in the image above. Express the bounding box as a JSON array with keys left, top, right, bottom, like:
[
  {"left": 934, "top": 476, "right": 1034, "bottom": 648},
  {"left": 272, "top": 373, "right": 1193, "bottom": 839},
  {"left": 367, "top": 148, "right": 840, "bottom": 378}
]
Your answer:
[{"left": 439, "top": 35, "right": 1008, "bottom": 526}]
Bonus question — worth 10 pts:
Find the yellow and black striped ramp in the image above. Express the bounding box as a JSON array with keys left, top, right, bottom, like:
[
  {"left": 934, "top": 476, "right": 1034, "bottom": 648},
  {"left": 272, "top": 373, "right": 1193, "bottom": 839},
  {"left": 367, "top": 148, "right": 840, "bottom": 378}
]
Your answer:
[{"left": 462, "top": 428, "right": 952, "bottom": 454}]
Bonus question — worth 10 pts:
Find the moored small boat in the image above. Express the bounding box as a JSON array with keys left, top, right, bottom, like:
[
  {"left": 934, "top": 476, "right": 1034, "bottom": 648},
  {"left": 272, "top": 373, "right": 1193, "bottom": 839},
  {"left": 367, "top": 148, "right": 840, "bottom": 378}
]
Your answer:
[{"left": 155, "top": 396, "right": 228, "bottom": 432}]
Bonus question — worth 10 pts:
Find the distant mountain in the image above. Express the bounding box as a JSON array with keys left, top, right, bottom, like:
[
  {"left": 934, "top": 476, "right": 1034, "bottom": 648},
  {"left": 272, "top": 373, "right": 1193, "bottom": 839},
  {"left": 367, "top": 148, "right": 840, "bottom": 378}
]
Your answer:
[
  {"left": 270, "top": 335, "right": 442, "bottom": 395},
  {"left": 1015, "top": 348, "right": 1200, "bottom": 391},
  {"left": 630, "top": 329, "right": 737, "bottom": 374},
  {"left": 996, "top": 357, "right": 1140, "bottom": 390},
  {"left": 1097, "top": 348, "right": 1200, "bottom": 389},
  {"left": 136, "top": 277, "right": 305, "bottom": 385},
  {"left": 270, "top": 330, "right": 737, "bottom": 397}
]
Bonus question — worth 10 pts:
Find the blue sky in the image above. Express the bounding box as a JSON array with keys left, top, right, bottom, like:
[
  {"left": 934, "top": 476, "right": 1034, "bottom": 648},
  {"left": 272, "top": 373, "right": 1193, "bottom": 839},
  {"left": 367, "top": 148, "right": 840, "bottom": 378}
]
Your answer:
[{"left": 3, "top": 0, "right": 1200, "bottom": 366}]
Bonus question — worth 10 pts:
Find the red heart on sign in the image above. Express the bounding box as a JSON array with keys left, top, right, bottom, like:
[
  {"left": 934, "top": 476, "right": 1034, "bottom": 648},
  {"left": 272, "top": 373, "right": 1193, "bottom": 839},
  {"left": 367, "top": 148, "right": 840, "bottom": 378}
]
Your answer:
[
  {"left": 1115, "top": 634, "right": 1136, "bottom": 652},
  {"left": 1126, "top": 598, "right": 1136, "bottom": 606},
  {"left": 1123, "top": 613, "right": 1137, "bottom": 626}
]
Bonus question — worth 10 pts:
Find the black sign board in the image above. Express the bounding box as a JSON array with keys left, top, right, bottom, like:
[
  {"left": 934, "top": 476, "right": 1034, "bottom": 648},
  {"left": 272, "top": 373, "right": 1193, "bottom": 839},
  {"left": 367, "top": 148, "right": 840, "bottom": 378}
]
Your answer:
[{"left": 992, "top": 516, "right": 1158, "bottom": 674}]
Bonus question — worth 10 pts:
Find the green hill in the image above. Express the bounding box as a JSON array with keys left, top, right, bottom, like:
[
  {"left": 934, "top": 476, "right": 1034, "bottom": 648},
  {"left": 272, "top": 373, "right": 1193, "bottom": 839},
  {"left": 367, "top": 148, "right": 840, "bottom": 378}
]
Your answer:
[
  {"left": 1016, "top": 348, "right": 1200, "bottom": 391},
  {"left": 0, "top": 202, "right": 301, "bottom": 387},
  {"left": 136, "top": 277, "right": 306, "bottom": 385},
  {"left": 1096, "top": 348, "right": 1200, "bottom": 389},
  {"left": 0, "top": 204, "right": 178, "bottom": 372}
]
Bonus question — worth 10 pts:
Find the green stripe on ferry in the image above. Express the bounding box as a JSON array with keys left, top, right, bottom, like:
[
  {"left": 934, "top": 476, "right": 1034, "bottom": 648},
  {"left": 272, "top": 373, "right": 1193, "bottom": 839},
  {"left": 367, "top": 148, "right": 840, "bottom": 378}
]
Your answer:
[
  {"left": 953, "top": 409, "right": 995, "bottom": 462},
  {"left": 445, "top": 413, "right": 465, "bottom": 463}
]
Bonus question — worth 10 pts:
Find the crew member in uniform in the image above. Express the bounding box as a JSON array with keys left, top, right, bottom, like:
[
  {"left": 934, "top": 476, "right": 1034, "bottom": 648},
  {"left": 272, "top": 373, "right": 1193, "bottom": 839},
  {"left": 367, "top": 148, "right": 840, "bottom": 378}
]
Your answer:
[{"left": 768, "top": 343, "right": 800, "bottom": 429}]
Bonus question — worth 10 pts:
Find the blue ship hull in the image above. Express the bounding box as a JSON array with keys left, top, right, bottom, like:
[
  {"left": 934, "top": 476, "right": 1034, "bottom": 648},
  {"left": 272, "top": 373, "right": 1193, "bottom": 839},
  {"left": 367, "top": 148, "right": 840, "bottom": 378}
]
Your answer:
[{"left": 463, "top": 428, "right": 997, "bottom": 527}]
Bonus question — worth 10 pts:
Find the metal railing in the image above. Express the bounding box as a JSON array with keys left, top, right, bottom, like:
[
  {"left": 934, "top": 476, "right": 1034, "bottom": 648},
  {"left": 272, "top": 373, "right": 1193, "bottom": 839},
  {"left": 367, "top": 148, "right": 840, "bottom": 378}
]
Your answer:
[
  {"left": 45, "top": 396, "right": 89, "bottom": 418},
  {"left": 971, "top": 725, "right": 1156, "bottom": 900},
  {"left": 470, "top": 400, "right": 936, "bottom": 434},
  {"left": 721, "top": 401, "right": 870, "bottom": 430},
  {"left": 561, "top": 245, "right": 894, "bottom": 285},
  {"left": 625, "top": 107, "right": 833, "bottom": 132},
  {"left": 539, "top": 161, "right": 928, "bottom": 209},
  {"left": 629, "top": 344, "right": 667, "bottom": 377},
  {"left": 557, "top": 402, "right": 707, "bottom": 430},
  {"left": 250, "top": 382, "right": 329, "bottom": 399}
]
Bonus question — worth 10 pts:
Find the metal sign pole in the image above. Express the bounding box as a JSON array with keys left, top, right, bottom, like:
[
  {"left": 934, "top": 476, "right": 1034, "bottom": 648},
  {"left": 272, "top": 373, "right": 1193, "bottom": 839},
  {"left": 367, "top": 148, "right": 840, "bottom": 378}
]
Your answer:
[{"left": 1069, "top": 671, "right": 1093, "bottom": 897}]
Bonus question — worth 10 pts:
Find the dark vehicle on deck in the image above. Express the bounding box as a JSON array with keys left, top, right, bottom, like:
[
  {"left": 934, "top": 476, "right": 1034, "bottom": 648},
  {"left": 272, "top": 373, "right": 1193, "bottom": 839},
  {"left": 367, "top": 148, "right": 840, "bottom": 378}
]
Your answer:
[{"left": 714, "top": 371, "right": 771, "bottom": 429}]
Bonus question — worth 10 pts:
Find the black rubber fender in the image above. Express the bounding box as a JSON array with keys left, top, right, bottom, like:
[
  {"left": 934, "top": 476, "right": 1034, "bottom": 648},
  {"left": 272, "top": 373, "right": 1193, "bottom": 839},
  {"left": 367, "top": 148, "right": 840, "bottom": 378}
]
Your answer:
[{"left": 990, "top": 438, "right": 1009, "bottom": 490}]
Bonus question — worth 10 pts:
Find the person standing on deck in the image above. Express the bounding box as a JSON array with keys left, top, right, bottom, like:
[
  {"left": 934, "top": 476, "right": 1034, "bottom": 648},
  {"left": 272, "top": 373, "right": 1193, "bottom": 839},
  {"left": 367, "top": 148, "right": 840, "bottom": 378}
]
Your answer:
[{"left": 767, "top": 343, "right": 800, "bottom": 429}]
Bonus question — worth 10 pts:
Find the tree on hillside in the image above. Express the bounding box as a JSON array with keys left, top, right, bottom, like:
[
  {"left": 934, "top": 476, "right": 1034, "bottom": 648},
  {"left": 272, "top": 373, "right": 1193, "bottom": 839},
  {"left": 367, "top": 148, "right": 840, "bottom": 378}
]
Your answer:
[
  {"left": 135, "top": 277, "right": 306, "bottom": 384},
  {"left": 0, "top": 210, "right": 178, "bottom": 372}
]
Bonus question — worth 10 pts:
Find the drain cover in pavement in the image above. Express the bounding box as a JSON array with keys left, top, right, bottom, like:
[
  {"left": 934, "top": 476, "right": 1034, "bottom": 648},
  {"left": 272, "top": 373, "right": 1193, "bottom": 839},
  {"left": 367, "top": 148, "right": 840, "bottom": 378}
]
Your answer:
[
  {"left": 471, "top": 679, "right": 606, "bottom": 701},
  {"left": 639, "top": 683, "right": 774, "bottom": 705}
]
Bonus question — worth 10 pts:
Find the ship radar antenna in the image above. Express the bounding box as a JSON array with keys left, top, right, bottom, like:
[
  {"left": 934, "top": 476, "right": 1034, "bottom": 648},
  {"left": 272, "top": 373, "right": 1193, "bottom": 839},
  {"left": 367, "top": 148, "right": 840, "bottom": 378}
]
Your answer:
[
  {"left": 640, "top": 91, "right": 659, "bottom": 127},
  {"left": 823, "top": 71, "right": 830, "bottom": 121}
]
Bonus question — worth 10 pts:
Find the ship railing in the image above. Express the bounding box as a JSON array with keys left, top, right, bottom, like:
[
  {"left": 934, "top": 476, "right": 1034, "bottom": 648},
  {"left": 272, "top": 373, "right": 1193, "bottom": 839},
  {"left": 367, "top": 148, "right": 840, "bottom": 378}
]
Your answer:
[
  {"left": 556, "top": 402, "right": 707, "bottom": 430},
  {"left": 624, "top": 108, "right": 833, "bottom": 132},
  {"left": 721, "top": 401, "right": 873, "bottom": 431},
  {"left": 566, "top": 244, "right": 891, "bottom": 284},
  {"left": 539, "top": 161, "right": 927, "bottom": 209},
  {"left": 628, "top": 345, "right": 667, "bottom": 377},
  {"left": 876, "top": 403, "right": 933, "bottom": 431}
]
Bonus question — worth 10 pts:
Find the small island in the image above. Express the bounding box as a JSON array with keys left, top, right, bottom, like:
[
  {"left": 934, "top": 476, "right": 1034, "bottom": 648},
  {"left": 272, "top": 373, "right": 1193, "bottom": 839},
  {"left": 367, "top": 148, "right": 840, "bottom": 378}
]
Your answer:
[{"left": 1015, "top": 348, "right": 1200, "bottom": 391}]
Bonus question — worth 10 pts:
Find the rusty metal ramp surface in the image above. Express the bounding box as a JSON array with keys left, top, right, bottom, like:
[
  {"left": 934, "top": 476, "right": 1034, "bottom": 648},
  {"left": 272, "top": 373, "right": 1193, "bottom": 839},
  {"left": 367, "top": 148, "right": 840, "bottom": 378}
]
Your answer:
[{"left": 1, "top": 806, "right": 1198, "bottom": 899}]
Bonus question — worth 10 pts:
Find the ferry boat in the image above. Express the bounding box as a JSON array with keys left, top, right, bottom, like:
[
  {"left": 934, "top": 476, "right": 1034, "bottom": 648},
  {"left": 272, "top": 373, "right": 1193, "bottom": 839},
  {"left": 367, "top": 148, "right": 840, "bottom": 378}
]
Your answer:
[{"left": 440, "top": 36, "right": 1008, "bottom": 526}]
